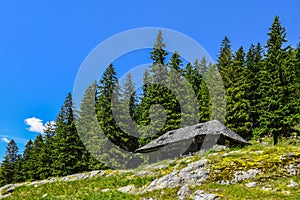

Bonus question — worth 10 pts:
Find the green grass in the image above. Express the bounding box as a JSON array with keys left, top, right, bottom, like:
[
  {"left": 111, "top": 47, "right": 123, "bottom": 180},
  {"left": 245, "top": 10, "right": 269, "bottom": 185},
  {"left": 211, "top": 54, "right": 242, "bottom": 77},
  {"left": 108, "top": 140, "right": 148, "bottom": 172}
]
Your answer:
[
  {"left": 4, "top": 138, "right": 300, "bottom": 200},
  {"left": 6, "top": 174, "right": 179, "bottom": 200},
  {"left": 6, "top": 174, "right": 156, "bottom": 200},
  {"left": 191, "top": 178, "right": 300, "bottom": 200}
]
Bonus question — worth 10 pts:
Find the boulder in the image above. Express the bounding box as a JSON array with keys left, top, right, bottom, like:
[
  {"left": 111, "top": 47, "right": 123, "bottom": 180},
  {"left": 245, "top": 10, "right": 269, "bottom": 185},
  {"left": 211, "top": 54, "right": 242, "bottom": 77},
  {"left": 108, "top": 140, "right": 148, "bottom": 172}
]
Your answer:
[
  {"left": 232, "top": 169, "right": 261, "bottom": 183},
  {"left": 193, "top": 190, "right": 219, "bottom": 200},
  {"left": 177, "top": 185, "right": 191, "bottom": 200},
  {"left": 211, "top": 145, "right": 229, "bottom": 152},
  {"left": 287, "top": 180, "right": 299, "bottom": 187},
  {"left": 246, "top": 182, "right": 257, "bottom": 188},
  {"left": 117, "top": 185, "right": 136, "bottom": 194}
]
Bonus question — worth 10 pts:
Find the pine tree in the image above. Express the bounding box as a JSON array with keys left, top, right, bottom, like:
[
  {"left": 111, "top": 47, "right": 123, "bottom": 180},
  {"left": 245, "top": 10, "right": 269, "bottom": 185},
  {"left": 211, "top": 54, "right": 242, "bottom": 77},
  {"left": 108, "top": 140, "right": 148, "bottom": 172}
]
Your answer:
[
  {"left": 77, "top": 82, "right": 108, "bottom": 170},
  {"left": 255, "top": 16, "right": 291, "bottom": 144},
  {"left": 281, "top": 41, "right": 300, "bottom": 136},
  {"left": 41, "top": 121, "right": 56, "bottom": 177},
  {"left": 136, "top": 69, "right": 152, "bottom": 146},
  {"left": 217, "top": 36, "right": 233, "bottom": 90},
  {"left": 150, "top": 30, "right": 168, "bottom": 81},
  {"left": 0, "top": 140, "right": 19, "bottom": 185},
  {"left": 96, "top": 65, "right": 131, "bottom": 168},
  {"left": 167, "top": 52, "right": 200, "bottom": 135},
  {"left": 31, "top": 134, "right": 45, "bottom": 180},
  {"left": 51, "top": 93, "right": 87, "bottom": 176},
  {"left": 20, "top": 139, "right": 34, "bottom": 181},
  {"left": 96, "top": 64, "right": 121, "bottom": 145},
  {"left": 169, "top": 51, "right": 183, "bottom": 73},
  {"left": 138, "top": 31, "right": 171, "bottom": 143},
  {"left": 116, "top": 73, "right": 140, "bottom": 150},
  {"left": 182, "top": 61, "right": 202, "bottom": 124},
  {"left": 246, "top": 43, "right": 263, "bottom": 134},
  {"left": 12, "top": 154, "right": 22, "bottom": 183},
  {"left": 225, "top": 47, "right": 251, "bottom": 138},
  {"left": 198, "top": 57, "right": 212, "bottom": 122}
]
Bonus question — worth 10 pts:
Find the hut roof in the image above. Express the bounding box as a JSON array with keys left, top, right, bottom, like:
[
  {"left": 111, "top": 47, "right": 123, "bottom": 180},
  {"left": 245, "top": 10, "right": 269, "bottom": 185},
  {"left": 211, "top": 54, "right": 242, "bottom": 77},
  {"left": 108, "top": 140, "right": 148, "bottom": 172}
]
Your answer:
[{"left": 135, "top": 120, "right": 251, "bottom": 153}]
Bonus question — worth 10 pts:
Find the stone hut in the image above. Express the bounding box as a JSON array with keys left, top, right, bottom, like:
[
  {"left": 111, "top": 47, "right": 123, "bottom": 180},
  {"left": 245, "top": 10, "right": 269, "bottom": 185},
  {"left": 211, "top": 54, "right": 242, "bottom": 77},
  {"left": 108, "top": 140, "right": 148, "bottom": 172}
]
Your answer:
[{"left": 135, "top": 120, "right": 251, "bottom": 162}]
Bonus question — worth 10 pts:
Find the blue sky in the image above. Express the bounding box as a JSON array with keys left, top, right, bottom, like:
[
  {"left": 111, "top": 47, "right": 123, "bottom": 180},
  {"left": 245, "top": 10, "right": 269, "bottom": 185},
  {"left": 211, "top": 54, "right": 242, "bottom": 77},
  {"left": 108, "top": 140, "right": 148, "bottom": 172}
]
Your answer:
[{"left": 0, "top": 1, "right": 299, "bottom": 160}]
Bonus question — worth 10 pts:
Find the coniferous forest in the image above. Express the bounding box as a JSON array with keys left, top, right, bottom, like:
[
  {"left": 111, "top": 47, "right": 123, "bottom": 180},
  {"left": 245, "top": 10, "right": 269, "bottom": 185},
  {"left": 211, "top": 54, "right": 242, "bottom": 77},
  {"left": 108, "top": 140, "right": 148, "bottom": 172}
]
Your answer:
[{"left": 0, "top": 16, "right": 299, "bottom": 187}]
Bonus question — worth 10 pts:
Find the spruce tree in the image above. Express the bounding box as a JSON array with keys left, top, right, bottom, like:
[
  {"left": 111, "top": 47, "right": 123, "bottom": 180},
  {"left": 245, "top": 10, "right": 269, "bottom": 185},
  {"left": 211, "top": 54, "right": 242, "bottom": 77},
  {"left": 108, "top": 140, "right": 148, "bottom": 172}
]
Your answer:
[
  {"left": 136, "top": 69, "right": 152, "bottom": 146},
  {"left": 116, "top": 73, "right": 139, "bottom": 150},
  {"left": 30, "top": 134, "right": 45, "bottom": 180},
  {"left": 182, "top": 61, "right": 202, "bottom": 123},
  {"left": 96, "top": 65, "right": 131, "bottom": 167},
  {"left": 198, "top": 57, "right": 212, "bottom": 122},
  {"left": 255, "top": 16, "right": 291, "bottom": 144},
  {"left": 217, "top": 36, "right": 233, "bottom": 90},
  {"left": 169, "top": 51, "right": 183, "bottom": 73},
  {"left": 225, "top": 47, "right": 251, "bottom": 138},
  {"left": 51, "top": 93, "right": 87, "bottom": 176},
  {"left": 139, "top": 31, "right": 170, "bottom": 142},
  {"left": 77, "top": 82, "right": 108, "bottom": 170},
  {"left": 12, "top": 154, "right": 22, "bottom": 183},
  {"left": 246, "top": 43, "right": 263, "bottom": 134},
  {"left": 0, "top": 140, "right": 19, "bottom": 185},
  {"left": 281, "top": 41, "right": 300, "bottom": 136},
  {"left": 41, "top": 121, "right": 56, "bottom": 177},
  {"left": 96, "top": 64, "right": 121, "bottom": 145}
]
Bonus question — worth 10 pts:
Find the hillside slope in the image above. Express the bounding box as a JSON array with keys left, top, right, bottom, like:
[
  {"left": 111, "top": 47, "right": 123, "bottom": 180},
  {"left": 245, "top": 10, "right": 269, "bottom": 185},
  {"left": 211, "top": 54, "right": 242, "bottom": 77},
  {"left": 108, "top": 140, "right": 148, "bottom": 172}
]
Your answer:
[{"left": 1, "top": 140, "right": 299, "bottom": 200}]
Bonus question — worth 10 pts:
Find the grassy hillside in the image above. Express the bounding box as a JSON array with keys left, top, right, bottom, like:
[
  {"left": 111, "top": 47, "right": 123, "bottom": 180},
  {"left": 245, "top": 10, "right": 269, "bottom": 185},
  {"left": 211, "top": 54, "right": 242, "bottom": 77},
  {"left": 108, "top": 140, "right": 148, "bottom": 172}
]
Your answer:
[{"left": 2, "top": 138, "right": 300, "bottom": 200}]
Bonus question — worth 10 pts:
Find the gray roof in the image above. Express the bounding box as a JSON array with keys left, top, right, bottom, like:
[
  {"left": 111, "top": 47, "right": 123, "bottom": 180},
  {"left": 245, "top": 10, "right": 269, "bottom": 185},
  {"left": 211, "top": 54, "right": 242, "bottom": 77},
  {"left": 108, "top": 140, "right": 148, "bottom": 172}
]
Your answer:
[{"left": 135, "top": 120, "right": 251, "bottom": 153}]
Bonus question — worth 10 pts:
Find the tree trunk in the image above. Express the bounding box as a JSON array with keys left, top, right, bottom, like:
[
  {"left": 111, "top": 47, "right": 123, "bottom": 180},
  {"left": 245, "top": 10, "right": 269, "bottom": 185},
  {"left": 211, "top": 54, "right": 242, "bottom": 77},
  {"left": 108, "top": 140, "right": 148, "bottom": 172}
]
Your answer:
[{"left": 273, "top": 132, "right": 278, "bottom": 145}]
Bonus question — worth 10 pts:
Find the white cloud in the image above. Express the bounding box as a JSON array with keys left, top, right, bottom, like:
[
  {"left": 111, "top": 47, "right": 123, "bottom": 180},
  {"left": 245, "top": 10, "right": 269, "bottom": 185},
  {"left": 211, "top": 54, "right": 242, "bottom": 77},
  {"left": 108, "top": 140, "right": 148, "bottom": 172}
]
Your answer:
[
  {"left": 1, "top": 137, "right": 10, "bottom": 143},
  {"left": 24, "top": 117, "right": 54, "bottom": 134},
  {"left": 0, "top": 134, "right": 27, "bottom": 145}
]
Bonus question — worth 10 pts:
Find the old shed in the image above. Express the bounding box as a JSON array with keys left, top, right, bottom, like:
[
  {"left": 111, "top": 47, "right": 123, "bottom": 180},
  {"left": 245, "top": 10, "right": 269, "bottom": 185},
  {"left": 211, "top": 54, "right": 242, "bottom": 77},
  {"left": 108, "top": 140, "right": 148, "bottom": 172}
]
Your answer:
[{"left": 135, "top": 120, "right": 251, "bottom": 161}]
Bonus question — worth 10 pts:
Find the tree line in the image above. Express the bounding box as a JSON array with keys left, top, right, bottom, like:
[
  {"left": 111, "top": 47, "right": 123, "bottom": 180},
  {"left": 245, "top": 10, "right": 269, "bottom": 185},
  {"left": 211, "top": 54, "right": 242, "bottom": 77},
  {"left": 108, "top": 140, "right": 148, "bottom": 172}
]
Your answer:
[{"left": 0, "top": 16, "right": 299, "bottom": 186}]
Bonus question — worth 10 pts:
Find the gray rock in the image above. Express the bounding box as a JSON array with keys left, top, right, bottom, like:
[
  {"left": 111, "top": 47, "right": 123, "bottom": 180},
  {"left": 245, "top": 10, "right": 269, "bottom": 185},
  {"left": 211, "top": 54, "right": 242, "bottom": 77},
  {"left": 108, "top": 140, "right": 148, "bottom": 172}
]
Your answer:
[
  {"left": 182, "top": 169, "right": 210, "bottom": 185},
  {"left": 60, "top": 173, "right": 90, "bottom": 182},
  {"left": 208, "top": 153, "right": 219, "bottom": 157},
  {"left": 41, "top": 193, "right": 48, "bottom": 198},
  {"left": 232, "top": 169, "right": 261, "bottom": 183},
  {"left": 101, "top": 188, "right": 110, "bottom": 192},
  {"left": 285, "top": 153, "right": 296, "bottom": 157},
  {"left": 187, "top": 159, "right": 208, "bottom": 169},
  {"left": 135, "top": 171, "right": 149, "bottom": 177},
  {"left": 179, "top": 159, "right": 210, "bottom": 185},
  {"left": 146, "top": 172, "right": 181, "bottom": 191},
  {"left": 193, "top": 190, "right": 219, "bottom": 200},
  {"left": 144, "top": 163, "right": 169, "bottom": 170},
  {"left": 89, "top": 170, "right": 101, "bottom": 178},
  {"left": 0, "top": 184, "right": 19, "bottom": 199},
  {"left": 211, "top": 145, "right": 229, "bottom": 152},
  {"left": 219, "top": 180, "right": 230, "bottom": 185},
  {"left": 286, "top": 164, "right": 300, "bottom": 176},
  {"left": 283, "top": 191, "right": 291, "bottom": 195},
  {"left": 48, "top": 177, "right": 57, "bottom": 183},
  {"left": 117, "top": 185, "right": 136, "bottom": 194},
  {"left": 177, "top": 185, "right": 191, "bottom": 200},
  {"left": 179, "top": 159, "right": 207, "bottom": 175},
  {"left": 0, "top": 184, "right": 15, "bottom": 194},
  {"left": 287, "top": 180, "right": 299, "bottom": 187},
  {"left": 0, "top": 193, "right": 11, "bottom": 199},
  {"left": 246, "top": 182, "right": 257, "bottom": 188},
  {"left": 249, "top": 150, "right": 264, "bottom": 155},
  {"left": 261, "top": 186, "right": 272, "bottom": 191},
  {"left": 194, "top": 190, "right": 204, "bottom": 195},
  {"left": 27, "top": 181, "right": 40, "bottom": 187},
  {"left": 143, "top": 159, "right": 210, "bottom": 193},
  {"left": 194, "top": 194, "right": 219, "bottom": 200},
  {"left": 222, "top": 150, "right": 241, "bottom": 157}
]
